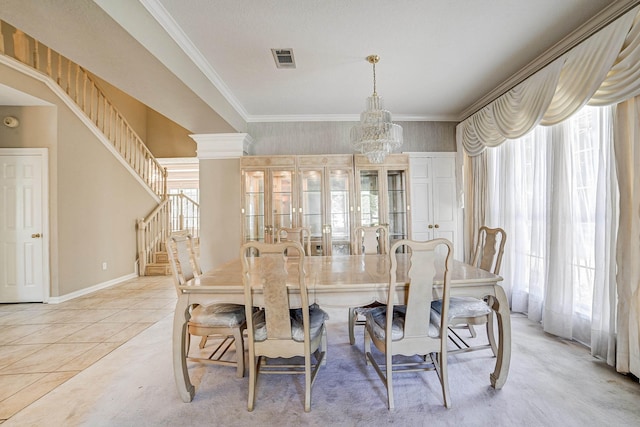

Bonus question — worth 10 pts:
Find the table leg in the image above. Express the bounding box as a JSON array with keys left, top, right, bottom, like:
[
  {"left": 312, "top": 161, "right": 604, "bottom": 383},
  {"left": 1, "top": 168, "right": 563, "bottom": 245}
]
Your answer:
[
  {"left": 173, "top": 296, "right": 195, "bottom": 402},
  {"left": 489, "top": 285, "right": 511, "bottom": 389}
]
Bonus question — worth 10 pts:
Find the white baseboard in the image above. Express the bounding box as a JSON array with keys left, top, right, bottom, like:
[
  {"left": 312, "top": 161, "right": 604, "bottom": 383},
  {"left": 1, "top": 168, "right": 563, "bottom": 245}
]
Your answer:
[{"left": 46, "top": 273, "right": 139, "bottom": 304}]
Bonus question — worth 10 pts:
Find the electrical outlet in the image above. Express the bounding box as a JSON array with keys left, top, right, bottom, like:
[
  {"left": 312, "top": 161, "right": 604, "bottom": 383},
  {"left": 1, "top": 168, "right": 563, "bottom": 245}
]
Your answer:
[{"left": 102, "top": 262, "right": 107, "bottom": 270}]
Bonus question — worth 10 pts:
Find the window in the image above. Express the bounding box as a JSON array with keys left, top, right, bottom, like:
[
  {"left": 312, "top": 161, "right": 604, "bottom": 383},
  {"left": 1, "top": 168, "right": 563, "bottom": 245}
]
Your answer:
[{"left": 485, "top": 105, "right": 614, "bottom": 345}]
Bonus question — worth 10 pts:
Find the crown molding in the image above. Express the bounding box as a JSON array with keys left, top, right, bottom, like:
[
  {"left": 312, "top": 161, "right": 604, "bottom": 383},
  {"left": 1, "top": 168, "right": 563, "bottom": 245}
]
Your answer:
[
  {"left": 192, "top": 133, "right": 254, "bottom": 159},
  {"left": 140, "top": 0, "right": 250, "bottom": 121},
  {"left": 459, "top": 0, "right": 640, "bottom": 121},
  {"left": 245, "top": 113, "right": 459, "bottom": 123}
]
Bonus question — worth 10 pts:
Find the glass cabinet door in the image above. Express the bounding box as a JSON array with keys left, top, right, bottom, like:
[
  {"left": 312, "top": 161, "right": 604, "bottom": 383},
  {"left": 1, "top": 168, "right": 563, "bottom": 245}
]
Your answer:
[
  {"left": 355, "top": 154, "right": 411, "bottom": 250},
  {"left": 329, "top": 169, "right": 351, "bottom": 255},
  {"left": 300, "top": 170, "right": 324, "bottom": 254},
  {"left": 242, "top": 167, "right": 295, "bottom": 244},
  {"left": 243, "top": 170, "right": 265, "bottom": 242},
  {"left": 297, "top": 155, "right": 354, "bottom": 256},
  {"left": 359, "top": 170, "right": 380, "bottom": 227},
  {"left": 301, "top": 168, "right": 353, "bottom": 256},
  {"left": 387, "top": 169, "right": 408, "bottom": 244},
  {"left": 271, "top": 170, "right": 294, "bottom": 233}
]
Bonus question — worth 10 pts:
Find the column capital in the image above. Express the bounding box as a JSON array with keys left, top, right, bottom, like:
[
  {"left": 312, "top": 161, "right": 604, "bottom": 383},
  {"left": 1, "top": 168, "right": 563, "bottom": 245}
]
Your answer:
[{"left": 191, "top": 133, "right": 253, "bottom": 159}]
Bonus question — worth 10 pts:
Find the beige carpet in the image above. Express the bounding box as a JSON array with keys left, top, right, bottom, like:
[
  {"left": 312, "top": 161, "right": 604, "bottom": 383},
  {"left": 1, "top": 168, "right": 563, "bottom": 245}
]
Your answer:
[{"left": 4, "top": 312, "right": 640, "bottom": 427}]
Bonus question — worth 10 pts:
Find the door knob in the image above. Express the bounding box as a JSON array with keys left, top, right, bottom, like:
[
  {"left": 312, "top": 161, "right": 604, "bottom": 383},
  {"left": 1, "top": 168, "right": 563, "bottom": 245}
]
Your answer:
[
  {"left": 434, "top": 224, "right": 440, "bottom": 229},
  {"left": 32, "top": 233, "right": 41, "bottom": 238},
  {"left": 428, "top": 225, "right": 433, "bottom": 229}
]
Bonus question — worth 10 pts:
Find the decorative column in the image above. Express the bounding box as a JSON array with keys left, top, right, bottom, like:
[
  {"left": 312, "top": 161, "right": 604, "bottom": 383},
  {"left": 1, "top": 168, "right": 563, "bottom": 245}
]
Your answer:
[{"left": 191, "top": 133, "right": 253, "bottom": 271}]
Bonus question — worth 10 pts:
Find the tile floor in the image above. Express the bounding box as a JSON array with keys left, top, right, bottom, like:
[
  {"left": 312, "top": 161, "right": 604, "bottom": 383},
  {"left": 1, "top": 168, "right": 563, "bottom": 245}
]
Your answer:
[{"left": 0, "top": 276, "right": 176, "bottom": 422}]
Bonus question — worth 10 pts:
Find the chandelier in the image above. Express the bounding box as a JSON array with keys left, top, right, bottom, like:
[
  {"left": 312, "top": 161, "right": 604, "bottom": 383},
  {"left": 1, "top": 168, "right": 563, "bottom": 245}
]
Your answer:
[{"left": 350, "top": 54, "right": 403, "bottom": 164}]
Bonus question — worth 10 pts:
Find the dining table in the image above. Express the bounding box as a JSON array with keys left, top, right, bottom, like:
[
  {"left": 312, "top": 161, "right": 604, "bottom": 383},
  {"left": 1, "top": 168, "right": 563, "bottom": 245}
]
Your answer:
[{"left": 172, "top": 253, "right": 511, "bottom": 403}]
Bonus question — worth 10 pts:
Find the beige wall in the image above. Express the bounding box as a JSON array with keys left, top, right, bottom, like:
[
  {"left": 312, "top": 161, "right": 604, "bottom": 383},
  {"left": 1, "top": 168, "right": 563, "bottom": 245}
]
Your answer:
[
  {"left": 198, "top": 158, "right": 241, "bottom": 272},
  {"left": 90, "top": 73, "right": 148, "bottom": 141},
  {"left": 90, "top": 73, "right": 196, "bottom": 159},
  {"left": 146, "top": 108, "right": 196, "bottom": 157},
  {"left": 0, "top": 61, "right": 157, "bottom": 298},
  {"left": 55, "top": 105, "right": 156, "bottom": 294}
]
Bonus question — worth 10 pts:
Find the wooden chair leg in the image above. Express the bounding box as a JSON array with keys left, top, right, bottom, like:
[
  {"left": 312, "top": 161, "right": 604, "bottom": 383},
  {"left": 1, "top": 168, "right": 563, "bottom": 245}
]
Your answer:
[
  {"left": 233, "top": 328, "right": 245, "bottom": 378},
  {"left": 364, "top": 328, "right": 372, "bottom": 365},
  {"left": 321, "top": 327, "right": 328, "bottom": 365},
  {"left": 247, "top": 354, "right": 259, "bottom": 411},
  {"left": 304, "top": 353, "right": 312, "bottom": 412},
  {"left": 386, "top": 351, "right": 394, "bottom": 410},
  {"left": 348, "top": 307, "right": 357, "bottom": 345},
  {"left": 440, "top": 352, "right": 451, "bottom": 408},
  {"left": 199, "top": 336, "right": 208, "bottom": 349},
  {"left": 467, "top": 324, "right": 477, "bottom": 338}
]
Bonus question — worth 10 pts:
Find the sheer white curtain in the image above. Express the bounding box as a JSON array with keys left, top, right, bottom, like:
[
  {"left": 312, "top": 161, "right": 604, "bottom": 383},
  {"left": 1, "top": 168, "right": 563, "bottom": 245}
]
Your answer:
[
  {"left": 485, "top": 106, "right": 616, "bottom": 349},
  {"left": 613, "top": 96, "right": 640, "bottom": 376}
]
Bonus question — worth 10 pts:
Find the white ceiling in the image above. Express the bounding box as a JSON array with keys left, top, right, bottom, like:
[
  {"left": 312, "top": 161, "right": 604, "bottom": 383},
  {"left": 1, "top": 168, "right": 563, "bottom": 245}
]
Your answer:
[{"left": 0, "top": 0, "right": 626, "bottom": 131}]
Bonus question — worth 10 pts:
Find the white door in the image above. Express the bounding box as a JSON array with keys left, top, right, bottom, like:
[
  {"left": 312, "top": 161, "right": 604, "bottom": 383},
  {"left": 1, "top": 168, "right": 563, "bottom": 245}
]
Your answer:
[
  {"left": 409, "top": 153, "right": 462, "bottom": 260},
  {"left": 0, "top": 149, "right": 48, "bottom": 302},
  {"left": 409, "top": 157, "right": 433, "bottom": 242}
]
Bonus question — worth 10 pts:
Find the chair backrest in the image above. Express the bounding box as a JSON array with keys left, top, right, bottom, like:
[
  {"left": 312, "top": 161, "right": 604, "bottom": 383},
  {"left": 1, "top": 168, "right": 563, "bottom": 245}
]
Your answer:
[
  {"left": 241, "top": 241, "right": 311, "bottom": 351},
  {"left": 386, "top": 238, "right": 453, "bottom": 354},
  {"left": 471, "top": 226, "right": 507, "bottom": 275},
  {"left": 353, "top": 225, "right": 388, "bottom": 255},
  {"left": 276, "top": 227, "right": 311, "bottom": 256},
  {"left": 166, "top": 233, "right": 201, "bottom": 293}
]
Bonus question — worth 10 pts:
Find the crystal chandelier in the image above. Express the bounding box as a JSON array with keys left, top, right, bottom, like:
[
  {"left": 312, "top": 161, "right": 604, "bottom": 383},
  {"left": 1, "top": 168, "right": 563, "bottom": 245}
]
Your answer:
[{"left": 350, "top": 54, "right": 403, "bottom": 164}]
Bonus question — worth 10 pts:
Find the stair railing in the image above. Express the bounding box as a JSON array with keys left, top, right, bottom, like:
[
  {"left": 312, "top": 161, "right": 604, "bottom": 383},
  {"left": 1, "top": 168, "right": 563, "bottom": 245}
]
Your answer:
[
  {"left": 137, "top": 194, "right": 200, "bottom": 275},
  {"left": 137, "top": 198, "right": 172, "bottom": 276},
  {"left": 168, "top": 192, "right": 200, "bottom": 238},
  {"left": 0, "top": 21, "right": 167, "bottom": 198}
]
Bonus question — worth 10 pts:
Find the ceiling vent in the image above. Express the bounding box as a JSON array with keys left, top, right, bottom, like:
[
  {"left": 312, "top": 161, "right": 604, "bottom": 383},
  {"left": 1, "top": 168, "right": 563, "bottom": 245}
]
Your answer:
[{"left": 271, "top": 48, "right": 296, "bottom": 69}]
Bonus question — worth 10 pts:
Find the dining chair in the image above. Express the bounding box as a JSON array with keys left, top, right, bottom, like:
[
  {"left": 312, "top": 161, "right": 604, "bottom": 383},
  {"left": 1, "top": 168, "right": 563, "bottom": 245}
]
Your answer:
[
  {"left": 275, "top": 226, "right": 312, "bottom": 256},
  {"left": 241, "top": 241, "right": 328, "bottom": 412},
  {"left": 167, "top": 233, "right": 246, "bottom": 378},
  {"left": 349, "top": 225, "right": 388, "bottom": 345},
  {"left": 364, "top": 238, "right": 454, "bottom": 409},
  {"left": 431, "top": 226, "right": 506, "bottom": 355}
]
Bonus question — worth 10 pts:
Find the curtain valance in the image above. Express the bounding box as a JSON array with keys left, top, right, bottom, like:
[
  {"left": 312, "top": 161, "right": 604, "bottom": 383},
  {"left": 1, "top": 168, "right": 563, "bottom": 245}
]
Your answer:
[{"left": 458, "top": 6, "right": 640, "bottom": 156}]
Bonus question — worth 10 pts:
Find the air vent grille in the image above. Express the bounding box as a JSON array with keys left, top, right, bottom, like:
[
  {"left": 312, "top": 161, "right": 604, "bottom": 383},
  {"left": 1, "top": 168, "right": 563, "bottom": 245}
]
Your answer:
[{"left": 271, "top": 48, "right": 296, "bottom": 69}]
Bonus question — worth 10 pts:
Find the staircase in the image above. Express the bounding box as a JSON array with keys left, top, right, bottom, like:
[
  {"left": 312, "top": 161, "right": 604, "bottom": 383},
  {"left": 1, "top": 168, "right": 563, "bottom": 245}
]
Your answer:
[
  {"left": 144, "top": 233, "right": 200, "bottom": 276},
  {"left": 0, "top": 20, "right": 180, "bottom": 276},
  {"left": 136, "top": 192, "right": 200, "bottom": 275},
  {"left": 145, "top": 244, "right": 172, "bottom": 276}
]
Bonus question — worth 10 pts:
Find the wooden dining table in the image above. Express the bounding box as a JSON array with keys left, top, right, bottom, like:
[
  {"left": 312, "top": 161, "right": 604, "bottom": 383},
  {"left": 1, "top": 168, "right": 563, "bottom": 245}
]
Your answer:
[{"left": 173, "top": 253, "right": 511, "bottom": 403}]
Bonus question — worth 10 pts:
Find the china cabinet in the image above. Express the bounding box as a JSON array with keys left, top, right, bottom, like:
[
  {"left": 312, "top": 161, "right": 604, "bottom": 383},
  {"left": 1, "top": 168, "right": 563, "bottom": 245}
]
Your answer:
[
  {"left": 241, "top": 153, "right": 416, "bottom": 255},
  {"left": 297, "top": 155, "right": 354, "bottom": 256},
  {"left": 354, "top": 154, "right": 411, "bottom": 248},
  {"left": 240, "top": 156, "right": 297, "bottom": 244}
]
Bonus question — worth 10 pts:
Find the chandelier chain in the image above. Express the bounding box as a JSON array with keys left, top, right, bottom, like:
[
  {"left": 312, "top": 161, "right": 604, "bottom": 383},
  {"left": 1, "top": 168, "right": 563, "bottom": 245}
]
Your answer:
[{"left": 372, "top": 61, "right": 377, "bottom": 96}]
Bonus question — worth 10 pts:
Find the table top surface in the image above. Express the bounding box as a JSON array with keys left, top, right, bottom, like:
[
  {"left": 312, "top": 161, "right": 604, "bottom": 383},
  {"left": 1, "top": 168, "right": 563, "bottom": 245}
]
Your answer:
[{"left": 193, "top": 254, "right": 502, "bottom": 293}]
